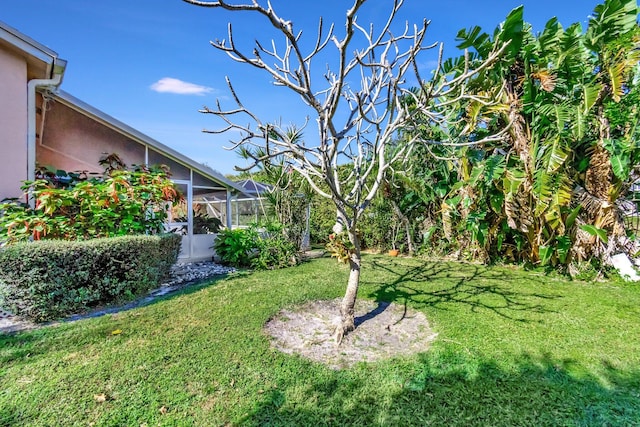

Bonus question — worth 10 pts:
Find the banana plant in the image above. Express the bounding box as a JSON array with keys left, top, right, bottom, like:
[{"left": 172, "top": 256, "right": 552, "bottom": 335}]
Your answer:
[{"left": 406, "top": 0, "right": 640, "bottom": 267}]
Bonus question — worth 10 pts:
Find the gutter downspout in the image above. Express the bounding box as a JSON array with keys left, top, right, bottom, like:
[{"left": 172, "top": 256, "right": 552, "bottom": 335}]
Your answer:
[{"left": 27, "top": 59, "right": 65, "bottom": 205}]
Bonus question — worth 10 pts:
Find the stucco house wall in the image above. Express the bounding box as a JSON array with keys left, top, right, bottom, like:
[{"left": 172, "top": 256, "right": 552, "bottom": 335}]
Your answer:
[
  {"left": 38, "top": 100, "right": 147, "bottom": 175},
  {"left": 0, "top": 42, "right": 29, "bottom": 200}
]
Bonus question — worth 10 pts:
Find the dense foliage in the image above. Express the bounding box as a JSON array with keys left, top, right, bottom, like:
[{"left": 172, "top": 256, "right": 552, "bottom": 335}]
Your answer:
[
  {"left": 214, "top": 227, "right": 259, "bottom": 267},
  {"left": 429, "top": 0, "right": 640, "bottom": 267},
  {"left": 0, "top": 154, "right": 181, "bottom": 244},
  {"left": 222, "top": 0, "right": 639, "bottom": 275},
  {"left": 236, "top": 131, "right": 313, "bottom": 251},
  {"left": 351, "top": 0, "right": 640, "bottom": 270},
  {"left": 213, "top": 223, "right": 298, "bottom": 270},
  {"left": 252, "top": 227, "right": 300, "bottom": 270},
  {"left": 0, "top": 233, "right": 181, "bottom": 321}
]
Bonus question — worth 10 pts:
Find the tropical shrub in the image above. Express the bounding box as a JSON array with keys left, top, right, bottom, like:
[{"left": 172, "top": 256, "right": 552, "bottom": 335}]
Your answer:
[
  {"left": 174, "top": 211, "right": 223, "bottom": 234},
  {"left": 251, "top": 232, "right": 299, "bottom": 270},
  {"left": 193, "top": 213, "right": 223, "bottom": 234},
  {"left": 263, "top": 175, "right": 312, "bottom": 251},
  {"left": 400, "top": 0, "right": 640, "bottom": 268},
  {"left": 0, "top": 233, "right": 181, "bottom": 321},
  {"left": 0, "top": 154, "right": 181, "bottom": 244},
  {"left": 213, "top": 227, "right": 259, "bottom": 267},
  {"left": 358, "top": 195, "right": 395, "bottom": 251},
  {"left": 237, "top": 135, "right": 313, "bottom": 250},
  {"left": 326, "top": 232, "right": 356, "bottom": 263},
  {"left": 214, "top": 223, "right": 300, "bottom": 269},
  {"left": 309, "top": 194, "right": 337, "bottom": 245}
]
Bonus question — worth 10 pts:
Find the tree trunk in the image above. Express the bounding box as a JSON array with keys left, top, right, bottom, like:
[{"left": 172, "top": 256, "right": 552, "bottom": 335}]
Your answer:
[
  {"left": 335, "top": 230, "right": 361, "bottom": 344},
  {"left": 391, "top": 200, "right": 414, "bottom": 254}
]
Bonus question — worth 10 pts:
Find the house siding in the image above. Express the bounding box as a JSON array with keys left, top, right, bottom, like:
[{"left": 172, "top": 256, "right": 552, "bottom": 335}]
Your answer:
[
  {"left": 38, "top": 101, "right": 146, "bottom": 173},
  {"left": 0, "top": 47, "right": 28, "bottom": 200}
]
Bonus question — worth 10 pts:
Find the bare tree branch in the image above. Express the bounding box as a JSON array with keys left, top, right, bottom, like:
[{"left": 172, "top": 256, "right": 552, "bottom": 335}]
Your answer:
[{"left": 184, "top": 0, "right": 512, "bottom": 337}]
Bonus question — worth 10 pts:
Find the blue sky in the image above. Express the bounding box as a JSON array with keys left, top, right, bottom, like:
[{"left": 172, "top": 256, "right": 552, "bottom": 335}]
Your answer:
[{"left": 3, "top": 0, "right": 600, "bottom": 175}]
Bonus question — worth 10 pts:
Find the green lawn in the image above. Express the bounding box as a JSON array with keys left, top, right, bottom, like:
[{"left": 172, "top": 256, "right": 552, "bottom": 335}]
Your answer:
[{"left": 1, "top": 255, "right": 639, "bottom": 426}]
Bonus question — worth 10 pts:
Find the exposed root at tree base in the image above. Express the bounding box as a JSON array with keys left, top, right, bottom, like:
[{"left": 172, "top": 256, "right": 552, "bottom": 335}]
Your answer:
[
  {"left": 333, "top": 315, "right": 354, "bottom": 346},
  {"left": 264, "top": 298, "right": 438, "bottom": 370}
]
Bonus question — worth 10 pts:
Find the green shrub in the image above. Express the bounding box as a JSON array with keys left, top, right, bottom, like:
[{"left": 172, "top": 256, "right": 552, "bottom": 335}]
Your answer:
[
  {"left": 358, "top": 196, "right": 395, "bottom": 251},
  {"left": 309, "top": 195, "right": 336, "bottom": 244},
  {"left": 252, "top": 233, "right": 299, "bottom": 270},
  {"left": 214, "top": 224, "right": 299, "bottom": 270},
  {"left": 0, "top": 155, "right": 181, "bottom": 244},
  {"left": 0, "top": 234, "right": 181, "bottom": 321},
  {"left": 325, "top": 232, "right": 356, "bottom": 263},
  {"left": 213, "top": 228, "right": 259, "bottom": 267}
]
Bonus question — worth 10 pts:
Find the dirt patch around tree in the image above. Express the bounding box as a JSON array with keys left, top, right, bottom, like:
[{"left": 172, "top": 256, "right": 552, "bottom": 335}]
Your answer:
[{"left": 264, "top": 299, "right": 438, "bottom": 370}]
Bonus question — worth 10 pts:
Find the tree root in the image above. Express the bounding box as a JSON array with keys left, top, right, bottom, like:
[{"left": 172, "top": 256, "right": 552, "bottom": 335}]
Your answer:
[
  {"left": 333, "top": 326, "right": 345, "bottom": 346},
  {"left": 333, "top": 319, "right": 355, "bottom": 346}
]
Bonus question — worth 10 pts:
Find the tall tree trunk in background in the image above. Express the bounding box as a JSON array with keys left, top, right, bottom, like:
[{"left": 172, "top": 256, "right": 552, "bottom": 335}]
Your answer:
[
  {"left": 503, "top": 83, "right": 536, "bottom": 258},
  {"left": 506, "top": 86, "right": 532, "bottom": 176},
  {"left": 391, "top": 200, "right": 415, "bottom": 254},
  {"left": 585, "top": 107, "right": 613, "bottom": 201},
  {"left": 581, "top": 107, "right": 627, "bottom": 259}
]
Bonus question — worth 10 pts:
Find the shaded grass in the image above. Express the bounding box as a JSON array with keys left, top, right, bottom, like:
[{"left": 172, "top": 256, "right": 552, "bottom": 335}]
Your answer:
[{"left": 1, "top": 255, "right": 639, "bottom": 426}]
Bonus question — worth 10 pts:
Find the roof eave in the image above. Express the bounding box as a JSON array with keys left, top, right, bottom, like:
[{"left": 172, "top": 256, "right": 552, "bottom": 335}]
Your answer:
[{"left": 0, "top": 21, "right": 64, "bottom": 79}]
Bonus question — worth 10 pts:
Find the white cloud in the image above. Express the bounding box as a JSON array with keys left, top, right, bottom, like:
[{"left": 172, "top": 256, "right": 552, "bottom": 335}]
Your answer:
[{"left": 150, "top": 77, "right": 213, "bottom": 95}]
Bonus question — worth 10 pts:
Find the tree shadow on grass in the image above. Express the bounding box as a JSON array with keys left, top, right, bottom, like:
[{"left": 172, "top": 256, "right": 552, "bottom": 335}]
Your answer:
[
  {"left": 363, "top": 259, "right": 562, "bottom": 323},
  {"left": 239, "top": 353, "right": 640, "bottom": 426},
  {"left": 0, "top": 403, "right": 20, "bottom": 427}
]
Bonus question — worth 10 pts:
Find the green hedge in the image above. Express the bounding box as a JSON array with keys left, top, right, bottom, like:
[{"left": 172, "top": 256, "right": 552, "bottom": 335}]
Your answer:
[{"left": 0, "top": 234, "right": 181, "bottom": 322}]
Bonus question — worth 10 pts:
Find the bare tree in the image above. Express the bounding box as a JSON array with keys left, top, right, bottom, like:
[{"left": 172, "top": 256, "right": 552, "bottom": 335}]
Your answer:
[{"left": 182, "top": 0, "right": 507, "bottom": 342}]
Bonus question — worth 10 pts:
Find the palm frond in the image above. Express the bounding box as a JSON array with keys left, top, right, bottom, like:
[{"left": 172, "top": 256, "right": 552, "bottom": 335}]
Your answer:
[
  {"left": 582, "top": 82, "right": 602, "bottom": 114},
  {"left": 572, "top": 108, "right": 586, "bottom": 140},
  {"left": 537, "top": 17, "right": 563, "bottom": 56},
  {"left": 533, "top": 166, "right": 553, "bottom": 205},
  {"left": 546, "top": 137, "right": 570, "bottom": 173},
  {"left": 557, "top": 23, "right": 588, "bottom": 77},
  {"left": 586, "top": 0, "right": 639, "bottom": 50},
  {"left": 607, "top": 51, "right": 638, "bottom": 102},
  {"left": 608, "top": 58, "right": 628, "bottom": 102}
]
